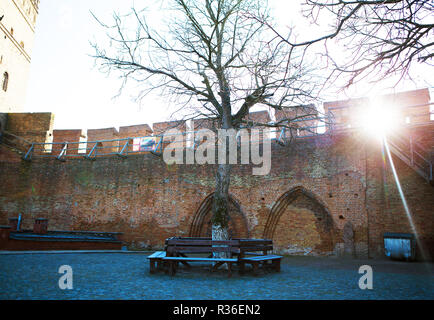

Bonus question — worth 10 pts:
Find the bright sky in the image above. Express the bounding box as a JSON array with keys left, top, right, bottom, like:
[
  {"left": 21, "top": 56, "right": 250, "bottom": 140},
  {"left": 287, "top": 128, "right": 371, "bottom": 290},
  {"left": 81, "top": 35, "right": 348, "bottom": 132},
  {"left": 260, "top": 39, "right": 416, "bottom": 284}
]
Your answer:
[{"left": 24, "top": 0, "right": 433, "bottom": 130}]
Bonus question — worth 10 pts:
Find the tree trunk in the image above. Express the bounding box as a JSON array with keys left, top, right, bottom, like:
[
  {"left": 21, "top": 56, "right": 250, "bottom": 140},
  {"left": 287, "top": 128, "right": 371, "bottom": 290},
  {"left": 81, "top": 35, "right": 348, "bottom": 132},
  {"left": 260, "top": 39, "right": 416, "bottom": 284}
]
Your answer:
[
  {"left": 212, "top": 41, "right": 233, "bottom": 258},
  {"left": 212, "top": 162, "right": 232, "bottom": 259},
  {"left": 211, "top": 106, "right": 232, "bottom": 257}
]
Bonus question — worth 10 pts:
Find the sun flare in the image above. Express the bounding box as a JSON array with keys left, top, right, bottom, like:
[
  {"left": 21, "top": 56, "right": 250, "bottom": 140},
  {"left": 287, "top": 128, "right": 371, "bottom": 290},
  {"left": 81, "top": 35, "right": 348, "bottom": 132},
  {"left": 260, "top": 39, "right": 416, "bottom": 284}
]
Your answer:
[{"left": 359, "top": 100, "right": 399, "bottom": 138}]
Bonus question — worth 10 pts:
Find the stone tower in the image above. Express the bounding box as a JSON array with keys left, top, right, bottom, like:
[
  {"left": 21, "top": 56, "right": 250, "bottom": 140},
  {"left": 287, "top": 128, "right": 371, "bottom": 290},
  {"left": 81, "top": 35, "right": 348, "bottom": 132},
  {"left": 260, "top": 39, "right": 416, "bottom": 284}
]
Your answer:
[{"left": 0, "top": 0, "right": 40, "bottom": 113}]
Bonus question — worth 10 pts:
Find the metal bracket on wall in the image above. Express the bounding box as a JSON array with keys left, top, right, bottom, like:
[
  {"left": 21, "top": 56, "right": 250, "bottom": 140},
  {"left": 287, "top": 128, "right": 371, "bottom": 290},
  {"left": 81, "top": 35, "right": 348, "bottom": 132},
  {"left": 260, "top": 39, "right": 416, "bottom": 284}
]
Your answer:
[
  {"left": 22, "top": 144, "right": 34, "bottom": 161},
  {"left": 85, "top": 142, "right": 98, "bottom": 160},
  {"left": 56, "top": 143, "right": 68, "bottom": 161},
  {"left": 275, "top": 128, "right": 286, "bottom": 146},
  {"left": 118, "top": 141, "right": 129, "bottom": 158},
  {"left": 150, "top": 138, "right": 163, "bottom": 156}
]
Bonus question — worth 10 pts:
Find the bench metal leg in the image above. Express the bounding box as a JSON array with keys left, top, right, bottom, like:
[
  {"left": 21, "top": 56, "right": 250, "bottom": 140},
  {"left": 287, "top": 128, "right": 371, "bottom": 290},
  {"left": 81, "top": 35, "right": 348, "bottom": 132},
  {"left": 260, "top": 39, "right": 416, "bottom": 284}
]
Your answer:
[
  {"left": 252, "top": 262, "right": 259, "bottom": 276},
  {"left": 239, "top": 261, "right": 245, "bottom": 275},
  {"left": 227, "top": 262, "right": 232, "bottom": 278},
  {"left": 169, "top": 261, "right": 177, "bottom": 276},
  {"left": 273, "top": 259, "right": 281, "bottom": 272},
  {"left": 157, "top": 259, "right": 165, "bottom": 271},
  {"left": 177, "top": 253, "right": 192, "bottom": 268},
  {"left": 211, "top": 261, "right": 224, "bottom": 272},
  {"left": 150, "top": 259, "right": 157, "bottom": 274}
]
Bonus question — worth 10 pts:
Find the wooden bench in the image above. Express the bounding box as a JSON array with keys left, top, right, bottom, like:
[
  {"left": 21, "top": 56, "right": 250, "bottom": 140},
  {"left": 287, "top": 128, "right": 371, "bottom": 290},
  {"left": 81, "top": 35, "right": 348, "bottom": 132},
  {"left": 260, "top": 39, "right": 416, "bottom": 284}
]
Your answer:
[
  {"left": 147, "top": 237, "right": 283, "bottom": 277},
  {"left": 237, "top": 239, "right": 283, "bottom": 275},
  {"left": 163, "top": 238, "right": 240, "bottom": 277},
  {"left": 240, "top": 254, "right": 282, "bottom": 275},
  {"left": 163, "top": 256, "right": 238, "bottom": 277},
  {"left": 146, "top": 251, "right": 166, "bottom": 274}
]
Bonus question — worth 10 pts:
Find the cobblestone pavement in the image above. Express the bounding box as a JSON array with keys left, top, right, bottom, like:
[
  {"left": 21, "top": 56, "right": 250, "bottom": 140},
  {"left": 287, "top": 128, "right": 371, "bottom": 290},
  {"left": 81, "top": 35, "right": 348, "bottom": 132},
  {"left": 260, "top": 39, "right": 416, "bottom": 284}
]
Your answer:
[{"left": 0, "top": 253, "right": 433, "bottom": 300}]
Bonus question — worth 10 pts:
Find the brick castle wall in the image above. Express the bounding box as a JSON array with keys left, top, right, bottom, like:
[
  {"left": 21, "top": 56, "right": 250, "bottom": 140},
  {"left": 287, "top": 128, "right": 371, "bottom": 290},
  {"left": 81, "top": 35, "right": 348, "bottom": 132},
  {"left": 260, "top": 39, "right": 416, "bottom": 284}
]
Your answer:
[
  {"left": 0, "top": 89, "right": 432, "bottom": 259},
  {"left": 52, "top": 129, "right": 86, "bottom": 155},
  {"left": 0, "top": 131, "right": 433, "bottom": 260},
  {"left": 5, "top": 112, "right": 54, "bottom": 145}
]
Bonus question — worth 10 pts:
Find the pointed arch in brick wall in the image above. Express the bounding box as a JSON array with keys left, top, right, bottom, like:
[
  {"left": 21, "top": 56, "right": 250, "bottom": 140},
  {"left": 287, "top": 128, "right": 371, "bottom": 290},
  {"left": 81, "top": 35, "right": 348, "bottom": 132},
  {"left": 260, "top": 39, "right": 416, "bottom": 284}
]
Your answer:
[
  {"left": 264, "top": 186, "right": 337, "bottom": 253},
  {"left": 189, "top": 193, "right": 249, "bottom": 238}
]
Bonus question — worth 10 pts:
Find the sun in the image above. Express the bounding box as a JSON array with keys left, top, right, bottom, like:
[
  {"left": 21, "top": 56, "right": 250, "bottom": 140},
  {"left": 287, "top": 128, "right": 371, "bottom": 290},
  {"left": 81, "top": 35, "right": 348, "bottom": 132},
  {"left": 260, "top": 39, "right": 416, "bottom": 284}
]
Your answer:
[{"left": 359, "top": 100, "right": 400, "bottom": 138}]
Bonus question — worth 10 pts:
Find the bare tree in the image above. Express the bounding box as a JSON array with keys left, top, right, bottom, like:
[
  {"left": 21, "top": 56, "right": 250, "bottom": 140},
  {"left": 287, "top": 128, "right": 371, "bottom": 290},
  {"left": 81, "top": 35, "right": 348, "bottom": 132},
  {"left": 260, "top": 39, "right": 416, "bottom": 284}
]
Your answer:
[
  {"left": 259, "top": 0, "right": 433, "bottom": 88},
  {"left": 92, "top": 0, "right": 321, "bottom": 246}
]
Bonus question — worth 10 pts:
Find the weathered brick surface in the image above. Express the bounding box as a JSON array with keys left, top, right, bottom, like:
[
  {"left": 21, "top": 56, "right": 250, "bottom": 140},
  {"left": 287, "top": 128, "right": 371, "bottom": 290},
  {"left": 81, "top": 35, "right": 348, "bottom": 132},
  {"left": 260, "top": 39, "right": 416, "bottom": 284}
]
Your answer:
[
  {"left": 379, "top": 88, "right": 431, "bottom": 124},
  {"left": 0, "top": 129, "right": 432, "bottom": 259},
  {"left": 188, "top": 193, "right": 249, "bottom": 238},
  {"left": 153, "top": 120, "right": 186, "bottom": 151},
  {"left": 117, "top": 124, "right": 154, "bottom": 154},
  {"left": 153, "top": 121, "right": 186, "bottom": 135},
  {"left": 324, "top": 88, "right": 431, "bottom": 131},
  {"left": 244, "top": 110, "right": 271, "bottom": 124},
  {"left": 51, "top": 129, "right": 85, "bottom": 155},
  {"left": 191, "top": 118, "right": 220, "bottom": 131},
  {"left": 275, "top": 105, "right": 318, "bottom": 137},
  {"left": 5, "top": 112, "right": 54, "bottom": 146},
  {"left": 324, "top": 97, "right": 369, "bottom": 131},
  {"left": 87, "top": 127, "right": 119, "bottom": 155},
  {"left": 118, "top": 124, "right": 152, "bottom": 138}
]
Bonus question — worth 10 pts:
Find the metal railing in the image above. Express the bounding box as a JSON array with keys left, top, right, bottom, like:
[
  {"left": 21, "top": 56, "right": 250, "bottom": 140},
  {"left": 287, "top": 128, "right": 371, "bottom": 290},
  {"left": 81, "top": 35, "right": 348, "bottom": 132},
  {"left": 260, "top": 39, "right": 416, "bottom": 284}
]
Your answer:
[
  {"left": 13, "top": 122, "right": 332, "bottom": 161},
  {"left": 22, "top": 136, "right": 165, "bottom": 161},
  {"left": 387, "top": 133, "right": 433, "bottom": 183},
  {"left": 1, "top": 109, "right": 432, "bottom": 169}
]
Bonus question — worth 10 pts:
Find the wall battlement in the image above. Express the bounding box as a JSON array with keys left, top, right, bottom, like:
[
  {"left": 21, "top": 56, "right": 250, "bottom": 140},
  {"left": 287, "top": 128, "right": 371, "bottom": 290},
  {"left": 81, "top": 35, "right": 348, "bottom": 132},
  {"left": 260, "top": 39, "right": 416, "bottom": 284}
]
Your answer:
[
  {"left": 3, "top": 89, "right": 431, "bottom": 153},
  {"left": 0, "top": 88, "right": 433, "bottom": 260}
]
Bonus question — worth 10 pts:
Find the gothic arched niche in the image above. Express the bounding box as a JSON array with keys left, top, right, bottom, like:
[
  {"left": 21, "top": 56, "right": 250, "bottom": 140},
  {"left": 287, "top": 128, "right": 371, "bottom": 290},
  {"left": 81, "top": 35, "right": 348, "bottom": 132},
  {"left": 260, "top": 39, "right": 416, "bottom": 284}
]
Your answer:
[
  {"left": 264, "top": 186, "right": 336, "bottom": 254},
  {"left": 189, "top": 193, "right": 249, "bottom": 239}
]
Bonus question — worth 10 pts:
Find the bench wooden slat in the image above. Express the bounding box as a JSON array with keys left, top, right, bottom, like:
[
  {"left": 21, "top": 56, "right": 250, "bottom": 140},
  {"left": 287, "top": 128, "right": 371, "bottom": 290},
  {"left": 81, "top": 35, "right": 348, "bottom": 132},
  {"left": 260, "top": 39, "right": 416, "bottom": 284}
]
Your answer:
[
  {"left": 147, "top": 251, "right": 166, "bottom": 259},
  {"left": 239, "top": 245, "right": 273, "bottom": 252},
  {"left": 165, "top": 237, "right": 254, "bottom": 242},
  {"left": 166, "top": 240, "right": 240, "bottom": 246},
  {"left": 239, "top": 240, "right": 273, "bottom": 246},
  {"left": 241, "top": 255, "right": 282, "bottom": 261},
  {"left": 163, "top": 257, "right": 237, "bottom": 262},
  {"left": 167, "top": 246, "right": 239, "bottom": 253}
]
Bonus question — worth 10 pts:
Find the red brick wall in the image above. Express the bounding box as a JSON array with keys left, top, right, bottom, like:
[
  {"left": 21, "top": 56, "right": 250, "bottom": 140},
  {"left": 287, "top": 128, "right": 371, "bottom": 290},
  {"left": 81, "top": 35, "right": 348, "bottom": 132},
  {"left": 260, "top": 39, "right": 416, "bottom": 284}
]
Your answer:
[
  {"left": 117, "top": 124, "right": 153, "bottom": 154},
  {"left": 1, "top": 129, "right": 433, "bottom": 259},
  {"left": 191, "top": 118, "right": 219, "bottom": 131},
  {"left": 274, "top": 105, "right": 318, "bottom": 137},
  {"left": 153, "top": 120, "right": 187, "bottom": 151},
  {"left": 87, "top": 127, "right": 119, "bottom": 155},
  {"left": 324, "top": 97, "right": 368, "bottom": 131},
  {"left": 52, "top": 129, "right": 85, "bottom": 155},
  {"left": 6, "top": 112, "right": 54, "bottom": 137},
  {"left": 244, "top": 110, "right": 271, "bottom": 125},
  {"left": 324, "top": 88, "right": 431, "bottom": 131},
  {"left": 379, "top": 88, "right": 431, "bottom": 124},
  {"left": 118, "top": 124, "right": 152, "bottom": 138},
  {"left": 5, "top": 113, "right": 54, "bottom": 152},
  {"left": 153, "top": 121, "right": 186, "bottom": 135}
]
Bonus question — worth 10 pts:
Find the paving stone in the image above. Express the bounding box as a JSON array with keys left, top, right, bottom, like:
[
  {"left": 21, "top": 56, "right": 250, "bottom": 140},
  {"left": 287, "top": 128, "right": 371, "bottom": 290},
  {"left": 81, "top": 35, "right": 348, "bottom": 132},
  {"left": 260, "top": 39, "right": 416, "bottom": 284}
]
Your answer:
[{"left": 0, "top": 253, "right": 432, "bottom": 300}]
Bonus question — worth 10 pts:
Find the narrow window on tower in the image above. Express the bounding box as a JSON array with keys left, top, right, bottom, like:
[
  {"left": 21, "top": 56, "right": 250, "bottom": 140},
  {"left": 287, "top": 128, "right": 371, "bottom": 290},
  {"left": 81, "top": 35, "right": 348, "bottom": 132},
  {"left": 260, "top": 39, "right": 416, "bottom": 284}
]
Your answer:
[{"left": 2, "top": 72, "right": 9, "bottom": 92}]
